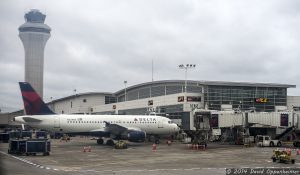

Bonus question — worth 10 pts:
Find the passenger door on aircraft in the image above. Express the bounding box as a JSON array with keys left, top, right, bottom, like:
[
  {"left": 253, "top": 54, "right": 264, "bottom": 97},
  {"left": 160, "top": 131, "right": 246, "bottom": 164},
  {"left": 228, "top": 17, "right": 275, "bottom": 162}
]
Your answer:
[
  {"left": 54, "top": 117, "right": 60, "bottom": 128},
  {"left": 158, "top": 118, "right": 163, "bottom": 128}
]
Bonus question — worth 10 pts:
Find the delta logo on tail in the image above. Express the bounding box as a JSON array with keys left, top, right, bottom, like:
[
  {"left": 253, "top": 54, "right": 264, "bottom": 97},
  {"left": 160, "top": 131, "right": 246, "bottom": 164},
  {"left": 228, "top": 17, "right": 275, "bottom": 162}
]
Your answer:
[{"left": 19, "top": 82, "right": 55, "bottom": 115}]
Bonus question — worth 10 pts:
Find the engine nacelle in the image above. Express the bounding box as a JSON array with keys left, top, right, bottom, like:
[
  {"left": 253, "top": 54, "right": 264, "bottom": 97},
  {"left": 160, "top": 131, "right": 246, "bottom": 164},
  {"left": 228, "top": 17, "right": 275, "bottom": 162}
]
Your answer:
[{"left": 127, "top": 131, "right": 146, "bottom": 142}]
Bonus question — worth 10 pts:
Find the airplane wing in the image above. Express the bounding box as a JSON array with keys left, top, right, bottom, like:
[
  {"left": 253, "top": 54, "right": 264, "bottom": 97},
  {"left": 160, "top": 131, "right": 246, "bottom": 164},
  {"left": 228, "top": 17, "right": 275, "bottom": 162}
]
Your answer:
[{"left": 103, "top": 121, "right": 142, "bottom": 135}]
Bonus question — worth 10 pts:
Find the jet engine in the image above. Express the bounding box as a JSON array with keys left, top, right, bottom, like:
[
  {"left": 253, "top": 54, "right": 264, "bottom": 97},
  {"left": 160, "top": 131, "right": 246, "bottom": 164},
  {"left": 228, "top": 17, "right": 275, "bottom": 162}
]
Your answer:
[{"left": 127, "top": 131, "right": 146, "bottom": 142}]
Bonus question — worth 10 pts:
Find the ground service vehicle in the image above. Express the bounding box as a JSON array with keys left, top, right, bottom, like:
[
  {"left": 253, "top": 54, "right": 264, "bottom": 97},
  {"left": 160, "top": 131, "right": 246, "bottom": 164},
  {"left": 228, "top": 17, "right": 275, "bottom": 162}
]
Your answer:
[
  {"left": 271, "top": 150, "right": 295, "bottom": 164},
  {"left": 256, "top": 135, "right": 282, "bottom": 147}
]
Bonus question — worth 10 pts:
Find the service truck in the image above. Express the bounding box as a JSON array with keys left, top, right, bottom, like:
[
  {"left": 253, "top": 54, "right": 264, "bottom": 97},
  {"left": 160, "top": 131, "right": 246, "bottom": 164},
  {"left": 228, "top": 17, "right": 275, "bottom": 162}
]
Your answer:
[{"left": 256, "top": 135, "right": 282, "bottom": 147}]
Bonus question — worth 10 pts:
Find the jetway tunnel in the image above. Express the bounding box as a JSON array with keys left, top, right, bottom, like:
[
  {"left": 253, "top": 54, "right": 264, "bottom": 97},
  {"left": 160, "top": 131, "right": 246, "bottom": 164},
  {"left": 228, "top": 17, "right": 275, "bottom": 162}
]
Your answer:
[{"left": 181, "top": 110, "right": 300, "bottom": 144}]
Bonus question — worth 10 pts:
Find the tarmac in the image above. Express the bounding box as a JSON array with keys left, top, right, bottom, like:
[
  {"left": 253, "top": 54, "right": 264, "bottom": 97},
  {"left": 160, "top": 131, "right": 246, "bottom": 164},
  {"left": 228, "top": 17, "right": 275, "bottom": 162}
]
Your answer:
[{"left": 1, "top": 137, "right": 300, "bottom": 175}]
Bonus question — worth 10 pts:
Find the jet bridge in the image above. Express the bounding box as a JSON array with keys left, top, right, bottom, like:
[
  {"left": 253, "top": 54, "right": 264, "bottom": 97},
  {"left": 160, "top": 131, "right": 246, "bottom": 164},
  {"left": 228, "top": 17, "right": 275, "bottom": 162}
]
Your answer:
[
  {"left": 181, "top": 109, "right": 214, "bottom": 145},
  {"left": 181, "top": 110, "right": 300, "bottom": 144}
]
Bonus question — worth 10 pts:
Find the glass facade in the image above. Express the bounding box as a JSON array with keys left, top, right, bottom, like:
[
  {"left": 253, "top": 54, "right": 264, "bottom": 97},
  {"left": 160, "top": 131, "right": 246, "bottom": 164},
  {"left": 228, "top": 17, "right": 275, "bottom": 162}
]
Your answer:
[
  {"left": 118, "top": 108, "right": 148, "bottom": 115},
  {"left": 25, "top": 10, "right": 46, "bottom": 23},
  {"left": 19, "top": 27, "right": 50, "bottom": 33},
  {"left": 116, "top": 104, "right": 184, "bottom": 116},
  {"left": 112, "top": 81, "right": 292, "bottom": 113},
  {"left": 204, "top": 86, "right": 287, "bottom": 112},
  {"left": 158, "top": 104, "right": 184, "bottom": 114},
  {"left": 105, "top": 96, "right": 116, "bottom": 104},
  {"left": 117, "top": 83, "right": 203, "bottom": 102}
]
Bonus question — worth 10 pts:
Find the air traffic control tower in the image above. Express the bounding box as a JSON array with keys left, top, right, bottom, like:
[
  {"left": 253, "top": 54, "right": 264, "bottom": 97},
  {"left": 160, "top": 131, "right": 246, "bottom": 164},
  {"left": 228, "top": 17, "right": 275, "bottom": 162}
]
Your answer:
[{"left": 19, "top": 9, "right": 51, "bottom": 98}]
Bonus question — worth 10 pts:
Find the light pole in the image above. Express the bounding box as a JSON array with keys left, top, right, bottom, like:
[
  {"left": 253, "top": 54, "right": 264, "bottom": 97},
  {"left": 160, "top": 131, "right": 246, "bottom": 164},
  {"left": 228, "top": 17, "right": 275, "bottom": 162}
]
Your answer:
[
  {"left": 50, "top": 96, "right": 53, "bottom": 112},
  {"left": 124, "top": 81, "right": 127, "bottom": 102},
  {"left": 178, "top": 64, "right": 196, "bottom": 93}
]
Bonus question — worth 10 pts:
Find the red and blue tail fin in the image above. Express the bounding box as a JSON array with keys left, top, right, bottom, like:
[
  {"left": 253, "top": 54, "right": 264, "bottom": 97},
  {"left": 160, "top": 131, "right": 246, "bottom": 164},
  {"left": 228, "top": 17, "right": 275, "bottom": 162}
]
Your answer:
[{"left": 19, "top": 82, "right": 55, "bottom": 115}]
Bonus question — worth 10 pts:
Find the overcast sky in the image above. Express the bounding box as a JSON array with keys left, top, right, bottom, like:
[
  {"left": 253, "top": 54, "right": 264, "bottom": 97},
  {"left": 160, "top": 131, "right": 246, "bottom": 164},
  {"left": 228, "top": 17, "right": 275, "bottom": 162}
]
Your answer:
[{"left": 1, "top": 0, "right": 300, "bottom": 112}]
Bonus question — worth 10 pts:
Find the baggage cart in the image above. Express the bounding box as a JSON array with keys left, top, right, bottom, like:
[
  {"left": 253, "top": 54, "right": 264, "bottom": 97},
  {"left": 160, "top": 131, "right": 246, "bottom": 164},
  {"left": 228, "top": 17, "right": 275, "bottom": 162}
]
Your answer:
[{"left": 8, "top": 139, "right": 50, "bottom": 156}]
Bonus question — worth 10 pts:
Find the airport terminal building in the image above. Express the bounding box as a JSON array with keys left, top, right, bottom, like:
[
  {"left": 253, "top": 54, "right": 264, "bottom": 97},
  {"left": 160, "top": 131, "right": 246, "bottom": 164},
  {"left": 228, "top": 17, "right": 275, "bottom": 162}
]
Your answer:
[
  {"left": 46, "top": 80, "right": 296, "bottom": 118},
  {"left": 1, "top": 80, "right": 299, "bottom": 133}
]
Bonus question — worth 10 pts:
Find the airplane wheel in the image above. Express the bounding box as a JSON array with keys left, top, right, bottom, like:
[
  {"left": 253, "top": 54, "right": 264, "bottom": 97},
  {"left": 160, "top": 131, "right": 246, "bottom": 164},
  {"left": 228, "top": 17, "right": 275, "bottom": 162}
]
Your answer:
[
  {"left": 97, "top": 138, "right": 104, "bottom": 145},
  {"left": 106, "top": 139, "right": 114, "bottom": 146}
]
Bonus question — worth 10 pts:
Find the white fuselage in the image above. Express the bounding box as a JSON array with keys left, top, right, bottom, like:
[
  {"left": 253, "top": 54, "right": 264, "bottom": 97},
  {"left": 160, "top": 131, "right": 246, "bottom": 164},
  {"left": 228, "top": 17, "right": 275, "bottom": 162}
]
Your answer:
[{"left": 15, "top": 114, "right": 179, "bottom": 135}]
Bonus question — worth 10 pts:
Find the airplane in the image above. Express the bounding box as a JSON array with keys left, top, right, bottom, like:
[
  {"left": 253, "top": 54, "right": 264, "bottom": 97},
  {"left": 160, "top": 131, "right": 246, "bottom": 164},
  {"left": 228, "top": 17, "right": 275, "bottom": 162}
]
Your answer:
[{"left": 14, "top": 82, "right": 180, "bottom": 146}]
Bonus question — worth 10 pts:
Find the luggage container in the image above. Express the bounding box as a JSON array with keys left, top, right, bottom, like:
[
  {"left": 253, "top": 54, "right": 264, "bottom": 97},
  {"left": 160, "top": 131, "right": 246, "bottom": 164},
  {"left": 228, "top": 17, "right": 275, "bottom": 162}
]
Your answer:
[
  {"left": 8, "top": 140, "right": 26, "bottom": 155},
  {"left": 0, "top": 133, "right": 10, "bottom": 143},
  {"left": 26, "top": 139, "right": 50, "bottom": 156},
  {"left": 35, "top": 131, "right": 47, "bottom": 139},
  {"left": 20, "top": 131, "right": 32, "bottom": 139},
  {"left": 8, "top": 139, "right": 50, "bottom": 156},
  {"left": 8, "top": 131, "right": 21, "bottom": 139},
  {"left": 50, "top": 132, "right": 63, "bottom": 139}
]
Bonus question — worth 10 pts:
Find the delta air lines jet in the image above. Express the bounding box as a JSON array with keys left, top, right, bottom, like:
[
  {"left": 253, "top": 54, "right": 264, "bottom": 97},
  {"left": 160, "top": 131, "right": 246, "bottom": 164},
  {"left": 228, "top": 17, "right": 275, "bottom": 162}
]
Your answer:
[{"left": 14, "top": 82, "right": 179, "bottom": 145}]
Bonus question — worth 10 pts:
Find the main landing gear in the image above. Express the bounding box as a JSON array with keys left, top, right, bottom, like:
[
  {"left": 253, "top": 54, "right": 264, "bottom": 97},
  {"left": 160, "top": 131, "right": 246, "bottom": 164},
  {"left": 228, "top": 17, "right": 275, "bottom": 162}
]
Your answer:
[
  {"left": 96, "top": 138, "right": 114, "bottom": 146},
  {"left": 97, "top": 138, "right": 104, "bottom": 145},
  {"left": 106, "top": 139, "right": 115, "bottom": 146},
  {"left": 148, "top": 135, "right": 160, "bottom": 144}
]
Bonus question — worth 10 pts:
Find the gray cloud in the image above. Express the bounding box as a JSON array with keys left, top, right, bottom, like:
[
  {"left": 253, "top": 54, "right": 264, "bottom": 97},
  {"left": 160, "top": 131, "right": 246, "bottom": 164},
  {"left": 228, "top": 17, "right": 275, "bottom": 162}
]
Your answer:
[{"left": 1, "top": 0, "right": 300, "bottom": 112}]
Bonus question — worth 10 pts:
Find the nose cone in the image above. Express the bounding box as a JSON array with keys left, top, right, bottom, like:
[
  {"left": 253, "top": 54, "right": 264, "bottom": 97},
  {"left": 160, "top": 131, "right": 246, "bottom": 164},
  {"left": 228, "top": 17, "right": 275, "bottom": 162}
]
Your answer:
[{"left": 173, "top": 124, "right": 180, "bottom": 132}]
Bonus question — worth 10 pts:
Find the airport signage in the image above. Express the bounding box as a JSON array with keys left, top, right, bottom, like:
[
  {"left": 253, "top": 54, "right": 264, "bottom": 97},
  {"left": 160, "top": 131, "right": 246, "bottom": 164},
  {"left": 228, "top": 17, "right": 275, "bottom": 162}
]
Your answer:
[
  {"left": 187, "top": 96, "right": 201, "bottom": 102},
  {"left": 148, "top": 100, "right": 153, "bottom": 106},
  {"left": 147, "top": 107, "right": 156, "bottom": 112},
  {"left": 190, "top": 104, "right": 199, "bottom": 111},
  {"left": 254, "top": 98, "right": 268, "bottom": 103},
  {"left": 178, "top": 96, "right": 184, "bottom": 102}
]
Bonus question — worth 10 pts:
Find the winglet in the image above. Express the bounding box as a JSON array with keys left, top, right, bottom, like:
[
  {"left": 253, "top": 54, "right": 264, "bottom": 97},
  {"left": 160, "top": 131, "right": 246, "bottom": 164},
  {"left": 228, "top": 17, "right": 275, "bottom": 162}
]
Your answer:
[{"left": 19, "top": 82, "right": 55, "bottom": 115}]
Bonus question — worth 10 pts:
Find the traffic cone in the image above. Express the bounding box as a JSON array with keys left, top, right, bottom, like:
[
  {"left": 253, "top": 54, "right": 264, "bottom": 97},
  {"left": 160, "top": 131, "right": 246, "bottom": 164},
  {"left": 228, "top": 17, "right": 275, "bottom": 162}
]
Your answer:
[
  {"left": 83, "top": 146, "right": 86, "bottom": 152},
  {"left": 288, "top": 149, "right": 291, "bottom": 156},
  {"left": 152, "top": 144, "right": 157, "bottom": 150},
  {"left": 297, "top": 149, "right": 300, "bottom": 155},
  {"left": 167, "top": 140, "right": 171, "bottom": 146},
  {"left": 88, "top": 146, "right": 91, "bottom": 152}
]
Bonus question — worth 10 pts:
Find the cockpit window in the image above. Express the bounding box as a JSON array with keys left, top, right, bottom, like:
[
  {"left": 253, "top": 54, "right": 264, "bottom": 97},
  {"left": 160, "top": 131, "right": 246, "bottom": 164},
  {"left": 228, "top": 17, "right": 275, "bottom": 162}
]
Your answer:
[{"left": 168, "top": 121, "right": 173, "bottom": 124}]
